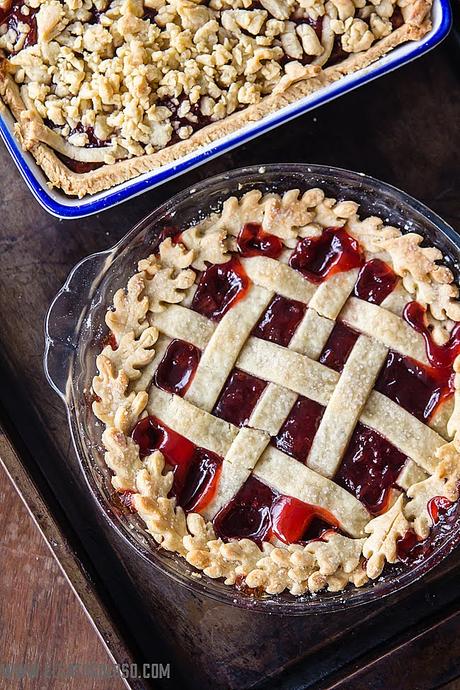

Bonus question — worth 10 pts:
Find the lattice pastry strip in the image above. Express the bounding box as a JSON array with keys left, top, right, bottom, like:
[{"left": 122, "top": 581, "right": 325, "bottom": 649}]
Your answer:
[
  {"left": 149, "top": 295, "right": 448, "bottom": 477},
  {"left": 307, "top": 335, "right": 389, "bottom": 478},
  {"left": 253, "top": 447, "right": 370, "bottom": 538},
  {"left": 185, "top": 284, "right": 273, "bottom": 411}
]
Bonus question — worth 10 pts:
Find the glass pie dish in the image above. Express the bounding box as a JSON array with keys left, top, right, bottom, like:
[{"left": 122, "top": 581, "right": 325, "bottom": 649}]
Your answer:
[{"left": 44, "top": 163, "right": 460, "bottom": 614}]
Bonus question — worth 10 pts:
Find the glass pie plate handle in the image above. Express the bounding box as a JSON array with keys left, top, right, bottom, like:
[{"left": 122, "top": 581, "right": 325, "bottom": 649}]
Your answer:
[{"left": 44, "top": 248, "right": 112, "bottom": 401}]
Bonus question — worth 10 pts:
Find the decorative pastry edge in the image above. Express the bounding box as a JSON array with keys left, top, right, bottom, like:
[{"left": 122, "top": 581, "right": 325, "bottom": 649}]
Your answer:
[{"left": 91, "top": 186, "right": 460, "bottom": 596}]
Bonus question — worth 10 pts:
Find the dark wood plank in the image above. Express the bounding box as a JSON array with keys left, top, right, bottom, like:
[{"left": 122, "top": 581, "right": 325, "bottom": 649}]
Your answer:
[
  {"left": 0, "top": 38, "right": 459, "bottom": 690},
  {"left": 0, "top": 461, "right": 126, "bottom": 690}
]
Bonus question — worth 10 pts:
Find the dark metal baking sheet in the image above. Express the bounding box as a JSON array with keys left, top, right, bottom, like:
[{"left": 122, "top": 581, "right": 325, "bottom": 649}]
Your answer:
[{"left": 1, "top": 40, "right": 460, "bottom": 690}]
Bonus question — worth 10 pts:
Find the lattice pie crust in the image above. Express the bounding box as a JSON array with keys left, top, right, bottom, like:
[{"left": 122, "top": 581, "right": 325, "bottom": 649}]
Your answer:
[
  {"left": 0, "top": 0, "right": 431, "bottom": 197},
  {"left": 92, "top": 187, "right": 460, "bottom": 596}
]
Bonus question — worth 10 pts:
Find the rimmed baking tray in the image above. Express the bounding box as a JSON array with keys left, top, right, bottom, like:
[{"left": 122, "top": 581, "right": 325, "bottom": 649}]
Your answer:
[
  {"left": 2, "top": 39, "right": 460, "bottom": 690},
  {"left": 0, "top": 0, "right": 452, "bottom": 219}
]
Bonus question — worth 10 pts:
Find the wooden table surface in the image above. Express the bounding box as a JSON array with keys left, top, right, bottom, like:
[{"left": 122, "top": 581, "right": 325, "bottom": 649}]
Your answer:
[
  {"left": 0, "top": 463, "right": 125, "bottom": 690},
  {"left": 1, "top": 27, "right": 460, "bottom": 690}
]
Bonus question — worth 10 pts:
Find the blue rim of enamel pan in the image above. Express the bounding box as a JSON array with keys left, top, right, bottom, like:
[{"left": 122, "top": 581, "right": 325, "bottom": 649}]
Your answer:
[{"left": 0, "top": 0, "right": 452, "bottom": 220}]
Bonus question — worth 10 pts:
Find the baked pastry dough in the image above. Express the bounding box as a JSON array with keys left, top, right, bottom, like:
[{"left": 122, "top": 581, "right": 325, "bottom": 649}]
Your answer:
[{"left": 91, "top": 187, "right": 460, "bottom": 596}]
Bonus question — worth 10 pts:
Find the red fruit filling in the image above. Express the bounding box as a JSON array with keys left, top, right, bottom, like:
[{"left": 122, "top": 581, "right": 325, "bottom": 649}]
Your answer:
[
  {"left": 252, "top": 295, "right": 306, "bottom": 347},
  {"left": 192, "top": 257, "right": 249, "bottom": 321},
  {"left": 154, "top": 339, "right": 201, "bottom": 396},
  {"left": 236, "top": 223, "right": 283, "bottom": 259},
  {"left": 289, "top": 227, "right": 364, "bottom": 284}
]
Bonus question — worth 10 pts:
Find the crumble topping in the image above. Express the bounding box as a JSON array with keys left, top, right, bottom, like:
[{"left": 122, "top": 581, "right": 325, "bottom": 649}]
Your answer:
[{"left": 1, "top": 0, "right": 417, "bottom": 161}]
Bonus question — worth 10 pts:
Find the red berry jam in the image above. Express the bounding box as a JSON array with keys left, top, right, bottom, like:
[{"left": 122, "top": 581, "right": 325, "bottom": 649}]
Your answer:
[
  {"left": 396, "top": 530, "right": 426, "bottom": 565},
  {"left": 335, "top": 423, "right": 408, "bottom": 515},
  {"left": 143, "top": 6, "right": 157, "bottom": 20},
  {"left": 289, "top": 227, "right": 364, "bottom": 284},
  {"left": 0, "top": 0, "right": 38, "bottom": 50},
  {"left": 427, "top": 496, "right": 453, "bottom": 524},
  {"left": 70, "top": 123, "right": 108, "bottom": 148},
  {"left": 213, "top": 476, "right": 338, "bottom": 545},
  {"left": 252, "top": 295, "right": 306, "bottom": 347},
  {"left": 326, "top": 35, "right": 348, "bottom": 67},
  {"left": 158, "top": 226, "right": 182, "bottom": 244},
  {"left": 353, "top": 259, "right": 398, "bottom": 305},
  {"left": 131, "top": 416, "right": 222, "bottom": 512},
  {"left": 153, "top": 339, "right": 201, "bottom": 396},
  {"left": 191, "top": 257, "right": 250, "bottom": 321},
  {"left": 404, "top": 301, "right": 460, "bottom": 369},
  {"left": 397, "top": 499, "right": 460, "bottom": 566},
  {"left": 236, "top": 223, "right": 283, "bottom": 259},
  {"left": 175, "top": 448, "right": 222, "bottom": 513},
  {"left": 271, "top": 495, "right": 339, "bottom": 544},
  {"left": 132, "top": 416, "right": 195, "bottom": 462},
  {"left": 375, "top": 351, "right": 453, "bottom": 423},
  {"left": 319, "top": 322, "right": 360, "bottom": 372},
  {"left": 213, "top": 369, "right": 266, "bottom": 427},
  {"left": 213, "top": 477, "right": 274, "bottom": 544},
  {"left": 272, "top": 396, "right": 324, "bottom": 462},
  {"left": 56, "top": 154, "right": 104, "bottom": 174},
  {"left": 390, "top": 6, "right": 404, "bottom": 29}
]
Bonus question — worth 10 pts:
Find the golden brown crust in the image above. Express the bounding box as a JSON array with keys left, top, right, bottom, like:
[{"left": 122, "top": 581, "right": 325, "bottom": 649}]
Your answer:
[
  {"left": 91, "top": 188, "right": 460, "bottom": 595},
  {"left": 0, "top": 18, "right": 430, "bottom": 198}
]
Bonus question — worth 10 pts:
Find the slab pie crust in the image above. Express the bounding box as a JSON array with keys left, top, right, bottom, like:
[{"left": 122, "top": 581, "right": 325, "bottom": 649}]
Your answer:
[
  {"left": 0, "top": 0, "right": 431, "bottom": 198},
  {"left": 91, "top": 187, "right": 460, "bottom": 596}
]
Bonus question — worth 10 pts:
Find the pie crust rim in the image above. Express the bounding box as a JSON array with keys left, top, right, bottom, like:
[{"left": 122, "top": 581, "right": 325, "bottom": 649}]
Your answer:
[{"left": 73, "top": 169, "right": 460, "bottom": 600}]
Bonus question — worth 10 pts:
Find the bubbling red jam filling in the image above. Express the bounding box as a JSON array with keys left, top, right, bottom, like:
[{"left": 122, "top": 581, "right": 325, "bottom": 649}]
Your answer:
[
  {"left": 327, "top": 36, "right": 349, "bottom": 67},
  {"left": 55, "top": 124, "right": 109, "bottom": 173},
  {"left": 428, "top": 496, "right": 453, "bottom": 524},
  {"left": 177, "top": 448, "right": 222, "bottom": 513},
  {"left": 397, "top": 498, "right": 459, "bottom": 566},
  {"left": 158, "top": 226, "right": 182, "bottom": 244},
  {"left": 213, "top": 476, "right": 338, "bottom": 545},
  {"left": 375, "top": 351, "right": 453, "bottom": 423},
  {"left": 404, "top": 301, "right": 460, "bottom": 370},
  {"left": 354, "top": 259, "right": 398, "bottom": 305},
  {"left": 56, "top": 153, "right": 104, "bottom": 174},
  {"left": 252, "top": 295, "right": 306, "bottom": 346},
  {"left": 289, "top": 227, "right": 364, "bottom": 284},
  {"left": 236, "top": 223, "right": 283, "bottom": 259},
  {"left": 213, "top": 369, "right": 266, "bottom": 427},
  {"left": 335, "top": 423, "right": 408, "bottom": 515},
  {"left": 319, "top": 322, "right": 360, "bottom": 372},
  {"left": 70, "top": 123, "right": 108, "bottom": 148},
  {"left": 192, "top": 257, "right": 249, "bottom": 321},
  {"left": 132, "top": 416, "right": 222, "bottom": 512},
  {"left": 390, "top": 5, "right": 404, "bottom": 29},
  {"left": 372, "top": 301, "right": 460, "bottom": 422},
  {"left": 272, "top": 396, "right": 324, "bottom": 462},
  {"left": 153, "top": 339, "right": 201, "bottom": 396},
  {"left": 0, "top": 0, "right": 38, "bottom": 50}
]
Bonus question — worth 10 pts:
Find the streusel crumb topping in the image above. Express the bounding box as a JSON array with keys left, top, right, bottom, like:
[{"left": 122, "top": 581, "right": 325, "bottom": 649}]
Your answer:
[{"left": 1, "top": 0, "right": 412, "bottom": 160}]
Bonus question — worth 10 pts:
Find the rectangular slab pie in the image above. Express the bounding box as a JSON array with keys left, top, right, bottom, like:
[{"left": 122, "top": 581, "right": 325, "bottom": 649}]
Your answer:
[{"left": 0, "top": 0, "right": 432, "bottom": 197}]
